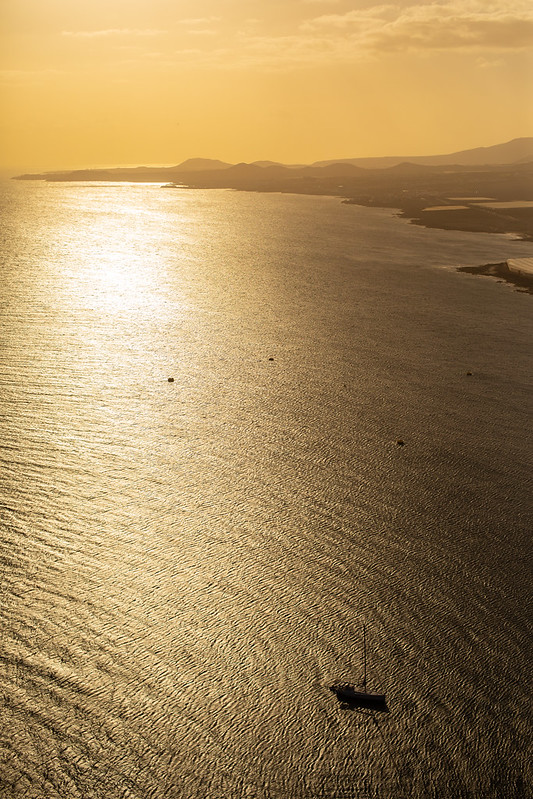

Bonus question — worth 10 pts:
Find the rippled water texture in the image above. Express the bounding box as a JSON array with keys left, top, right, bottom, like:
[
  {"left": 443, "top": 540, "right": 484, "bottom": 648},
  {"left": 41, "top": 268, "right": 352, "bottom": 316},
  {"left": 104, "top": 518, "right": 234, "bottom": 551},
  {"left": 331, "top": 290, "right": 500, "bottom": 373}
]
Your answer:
[{"left": 1, "top": 183, "right": 532, "bottom": 798}]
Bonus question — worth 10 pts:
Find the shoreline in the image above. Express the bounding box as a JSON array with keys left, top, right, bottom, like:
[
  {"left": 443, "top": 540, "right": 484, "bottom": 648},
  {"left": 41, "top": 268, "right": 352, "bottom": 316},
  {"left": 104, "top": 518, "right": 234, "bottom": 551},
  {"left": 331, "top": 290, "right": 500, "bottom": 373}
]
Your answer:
[
  {"left": 342, "top": 198, "right": 533, "bottom": 242},
  {"left": 14, "top": 160, "right": 533, "bottom": 243},
  {"left": 405, "top": 207, "right": 533, "bottom": 242},
  {"left": 456, "top": 262, "right": 533, "bottom": 294}
]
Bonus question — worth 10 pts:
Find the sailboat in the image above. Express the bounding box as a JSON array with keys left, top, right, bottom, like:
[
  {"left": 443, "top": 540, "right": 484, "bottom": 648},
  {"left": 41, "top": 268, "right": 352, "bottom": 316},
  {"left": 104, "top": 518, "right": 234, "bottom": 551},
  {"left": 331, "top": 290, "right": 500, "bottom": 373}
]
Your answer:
[{"left": 330, "top": 624, "right": 388, "bottom": 710}]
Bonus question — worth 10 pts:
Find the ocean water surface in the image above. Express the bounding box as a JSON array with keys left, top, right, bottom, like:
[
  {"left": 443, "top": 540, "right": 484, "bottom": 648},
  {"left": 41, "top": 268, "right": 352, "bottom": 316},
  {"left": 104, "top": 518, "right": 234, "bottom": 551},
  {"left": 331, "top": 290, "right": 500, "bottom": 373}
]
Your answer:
[{"left": 1, "top": 182, "right": 532, "bottom": 798}]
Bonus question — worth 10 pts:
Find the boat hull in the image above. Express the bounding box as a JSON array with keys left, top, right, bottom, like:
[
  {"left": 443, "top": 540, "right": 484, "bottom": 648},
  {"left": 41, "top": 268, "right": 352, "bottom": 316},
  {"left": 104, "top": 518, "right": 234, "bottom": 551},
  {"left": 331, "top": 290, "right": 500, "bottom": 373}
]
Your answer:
[{"left": 330, "top": 685, "right": 388, "bottom": 710}]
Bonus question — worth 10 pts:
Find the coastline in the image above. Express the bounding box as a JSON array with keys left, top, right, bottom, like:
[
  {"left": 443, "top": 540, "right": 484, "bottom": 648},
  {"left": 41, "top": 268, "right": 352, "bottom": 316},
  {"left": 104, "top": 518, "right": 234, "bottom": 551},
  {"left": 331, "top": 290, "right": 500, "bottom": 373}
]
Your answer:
[
  {"left": 342, "top": 197, "right": 533, "bottom": 242},
  {"left": 11, "top": 168, "right": 533, "bottom": 291},
  {"left": 14, "top": 160, "right": 533, "bottom": 243},
  {"left": 456, "top": 261, "right": 533, "bottom": 294},
  {"left": 403, "top": 206, "right": 533, "bottom": 242}
]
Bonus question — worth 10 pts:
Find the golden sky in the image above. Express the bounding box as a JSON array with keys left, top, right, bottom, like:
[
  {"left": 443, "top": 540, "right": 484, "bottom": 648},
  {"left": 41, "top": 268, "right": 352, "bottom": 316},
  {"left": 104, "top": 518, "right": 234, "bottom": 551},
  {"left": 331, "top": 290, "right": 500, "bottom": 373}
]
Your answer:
[{"left": 1, "top": 0, "right": 532, "bottom": 171}]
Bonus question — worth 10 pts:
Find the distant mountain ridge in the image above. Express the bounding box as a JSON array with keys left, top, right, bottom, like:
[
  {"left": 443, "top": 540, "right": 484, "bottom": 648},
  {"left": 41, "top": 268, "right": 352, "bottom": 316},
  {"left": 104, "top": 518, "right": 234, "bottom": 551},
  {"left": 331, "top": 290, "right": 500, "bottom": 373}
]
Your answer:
[
  {"left": 14, "top": 141, "right": 533, "bottom": 241},
  {"left": 14, "top": 138, "right": 533, "bottom": 183},
  {"left": 175, "top": 158, "right": 232, "bottom": 171},
  {"left": 172, "top": 138, "right": 533, "bottom": 172},
  {"left": 310, "top": 138, "right": 533, "bottom": 169}
]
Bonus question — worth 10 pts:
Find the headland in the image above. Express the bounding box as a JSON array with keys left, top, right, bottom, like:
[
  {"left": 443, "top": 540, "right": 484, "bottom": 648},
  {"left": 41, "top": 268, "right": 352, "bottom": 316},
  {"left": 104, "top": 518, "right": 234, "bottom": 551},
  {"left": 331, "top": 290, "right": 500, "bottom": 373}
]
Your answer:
[{"left": 457, "top": 260, "right": 533, "bottom": 294}]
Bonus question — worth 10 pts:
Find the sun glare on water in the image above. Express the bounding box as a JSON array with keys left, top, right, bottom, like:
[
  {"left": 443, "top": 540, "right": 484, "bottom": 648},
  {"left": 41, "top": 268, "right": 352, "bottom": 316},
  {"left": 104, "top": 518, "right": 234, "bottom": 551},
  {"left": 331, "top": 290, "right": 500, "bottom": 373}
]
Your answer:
[
  {"left": 29, "top": 184, "right": 197, "bottom": 387},
  {"left": 55, "top": 185, "right": 190, "bottom": 319}
]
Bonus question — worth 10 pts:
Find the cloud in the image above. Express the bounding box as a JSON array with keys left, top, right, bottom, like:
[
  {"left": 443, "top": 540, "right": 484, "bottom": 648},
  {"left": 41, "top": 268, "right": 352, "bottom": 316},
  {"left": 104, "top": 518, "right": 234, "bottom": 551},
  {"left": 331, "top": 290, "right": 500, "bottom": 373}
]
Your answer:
[
  {"left": 301, "top": 6, "right": 395, "bottom": 31},
  {"left": 175, "top": 17, "right": 220, "bottom": 33},
  {"left": 186, "top": 30, "right": 218, "bottom": 37},
  {"left": 476, "top": 55, "right": 505, "bottom": 68},
  {"left": 218, "top": 0, "right": 533, "bottom": 70},
  {"left": 176, "top": 17, "right": 220, "bottom": 25},
  {"left": 372, "top": 1, "right": 533, "bottom": 52},
  {"left": 173, "top": 17, "right": 220, "bottom": 37},
  {"left": 62, "top": 29, "right": 164, "bottom": 38},
  {"left": 301, "top": 0, "right": 533, "bottom": 52},
  {"left": 221, "top": 1, "right": 532, "bottom": 73},
  {"left": 66, "top": 1, "right": 530, "bottom": 73},
  {"left": 222, "top": 32, "right": 355, "bottom": 70}
]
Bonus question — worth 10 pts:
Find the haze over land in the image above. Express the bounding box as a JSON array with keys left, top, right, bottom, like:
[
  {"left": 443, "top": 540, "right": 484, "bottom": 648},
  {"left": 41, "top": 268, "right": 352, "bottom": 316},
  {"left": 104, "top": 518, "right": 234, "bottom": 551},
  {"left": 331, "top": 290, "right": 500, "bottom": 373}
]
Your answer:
[
  {"left": 1, "top": 0, "right": 532, "bottom": 173},
  {"left": 16, "top": 139, "right": 533, "bottom": 241},
  {"left": 17, "top": 137, "right": 533, "bottom": 179}
]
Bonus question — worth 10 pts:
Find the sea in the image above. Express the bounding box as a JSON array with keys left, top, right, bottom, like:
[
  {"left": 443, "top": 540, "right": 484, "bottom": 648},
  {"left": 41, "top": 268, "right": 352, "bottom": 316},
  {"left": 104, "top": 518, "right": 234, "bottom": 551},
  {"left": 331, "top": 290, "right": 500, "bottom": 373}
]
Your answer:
[{"left": 1, "top": 181, "right": 532, "bottom": 799}]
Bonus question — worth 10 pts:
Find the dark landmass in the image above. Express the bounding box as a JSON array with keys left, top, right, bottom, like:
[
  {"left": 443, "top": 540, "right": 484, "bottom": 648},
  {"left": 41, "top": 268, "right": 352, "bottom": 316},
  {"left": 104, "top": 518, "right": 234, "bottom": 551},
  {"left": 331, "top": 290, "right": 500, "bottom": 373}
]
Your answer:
[
  {"left": 173, "top": 158, "right": 232, "bottom": 171},
  {"left": 312, "top": 136, "right": 533, "bottom": 169},
  {"left": 457, "top": 262, "right": 533, "bottom": 294},
  {"left": 400, "top": 204, "right": 533, "bottom": 238},
  {"left": 16, "top": 137, "right": 533, "bottom": 180},
  {"left": 341, "top": 163, "right": 533, "bottom": 240},
  {"left": 14, "top": 139, "right": 533, "bottom": 241}
]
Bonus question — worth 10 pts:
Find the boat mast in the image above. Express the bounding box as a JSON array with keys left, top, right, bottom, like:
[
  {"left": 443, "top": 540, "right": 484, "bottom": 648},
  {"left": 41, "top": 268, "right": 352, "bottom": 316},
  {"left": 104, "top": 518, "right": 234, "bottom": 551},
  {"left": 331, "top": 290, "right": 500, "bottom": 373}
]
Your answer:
[{"left": 362, "top": 624, "right": 367, "bottom": 691}]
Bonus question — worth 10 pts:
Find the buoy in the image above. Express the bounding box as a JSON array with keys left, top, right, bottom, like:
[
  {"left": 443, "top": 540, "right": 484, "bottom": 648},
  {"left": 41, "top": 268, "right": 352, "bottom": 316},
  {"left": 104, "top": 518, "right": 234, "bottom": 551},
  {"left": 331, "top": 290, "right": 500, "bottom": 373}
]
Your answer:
[
  {"left": 268, "top": 357, "right": 274, "bottom": 361},
  {"left": 168, "top": 377, "right": 174, "bottom": 383},
  {"left": 466, "top": 371, "right": 472, "bottom": 376},
  {"left": 396, "top": 439, "right": 405, "bottom": 446}
]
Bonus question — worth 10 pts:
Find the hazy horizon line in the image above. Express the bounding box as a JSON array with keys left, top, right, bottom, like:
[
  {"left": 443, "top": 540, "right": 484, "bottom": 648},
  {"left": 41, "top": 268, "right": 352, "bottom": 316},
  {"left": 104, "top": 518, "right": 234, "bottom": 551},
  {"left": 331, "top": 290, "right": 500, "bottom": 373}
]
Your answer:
[{"left": 4, "top": 134, "right": 533, "bottom": 179}]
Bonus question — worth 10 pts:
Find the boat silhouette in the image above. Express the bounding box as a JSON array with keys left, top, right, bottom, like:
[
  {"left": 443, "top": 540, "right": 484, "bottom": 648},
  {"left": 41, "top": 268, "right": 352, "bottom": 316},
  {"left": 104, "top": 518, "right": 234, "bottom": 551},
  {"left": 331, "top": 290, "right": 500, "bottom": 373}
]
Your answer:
[{"left": 330, "top": 624, "right": 388, "bottom": 711}]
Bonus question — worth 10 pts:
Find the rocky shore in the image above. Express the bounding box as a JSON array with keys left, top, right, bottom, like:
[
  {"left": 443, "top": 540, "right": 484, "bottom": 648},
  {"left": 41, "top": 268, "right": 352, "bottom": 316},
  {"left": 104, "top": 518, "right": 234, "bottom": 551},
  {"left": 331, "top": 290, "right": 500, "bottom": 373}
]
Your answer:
[{"left": 457, "top": 262, "right": 533, "bottom": 294}]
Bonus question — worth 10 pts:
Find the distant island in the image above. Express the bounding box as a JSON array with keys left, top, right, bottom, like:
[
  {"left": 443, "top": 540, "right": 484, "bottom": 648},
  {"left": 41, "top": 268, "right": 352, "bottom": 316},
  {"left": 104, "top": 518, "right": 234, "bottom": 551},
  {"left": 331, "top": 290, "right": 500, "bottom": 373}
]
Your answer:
[{"left": 14, "top": 138, "right": 533, "bottom": 242}]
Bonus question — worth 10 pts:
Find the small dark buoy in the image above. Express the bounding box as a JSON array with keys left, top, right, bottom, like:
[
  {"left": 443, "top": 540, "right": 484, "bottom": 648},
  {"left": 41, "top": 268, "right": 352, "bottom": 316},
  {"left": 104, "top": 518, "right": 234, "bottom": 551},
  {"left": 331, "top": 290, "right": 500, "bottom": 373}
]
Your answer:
[
  {"left": 167, "top": 377, "right": 174, "bottom": 383},
  {"left": 396, "top": 439, "right": 405, "bottom": 447},
  {"left": 268, "top": 357, "right": 274, "bottom": 361},
  {"left": 466, "top": 371, "right": 472, "bottom": 376}
]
